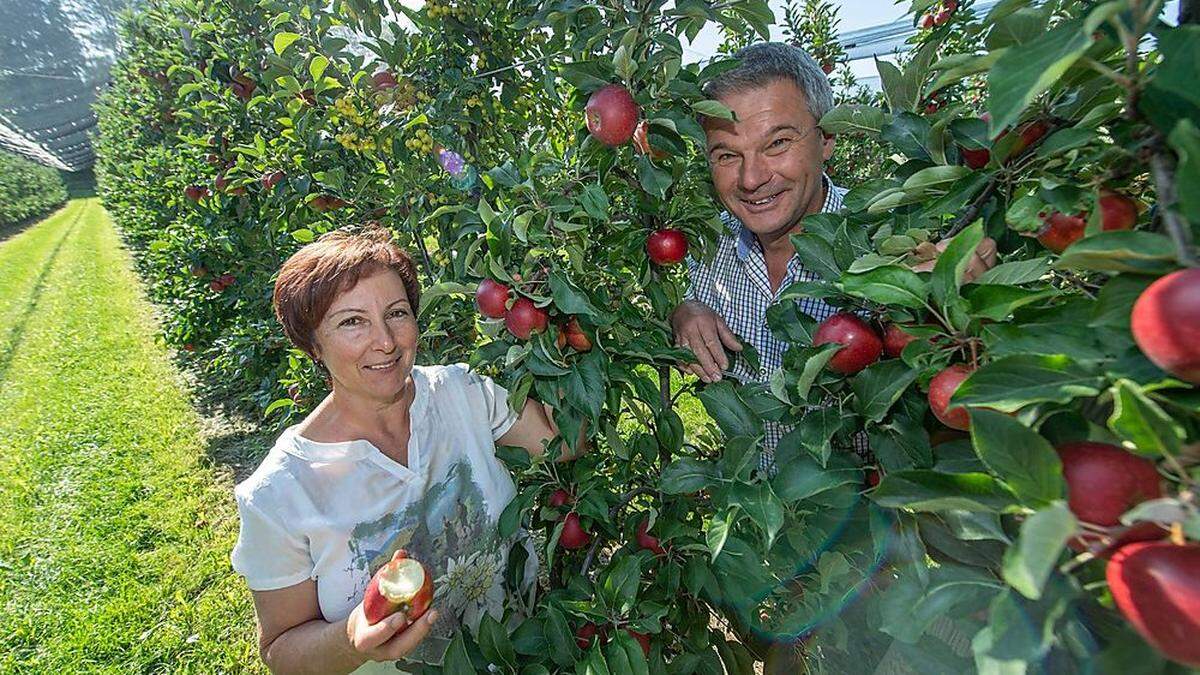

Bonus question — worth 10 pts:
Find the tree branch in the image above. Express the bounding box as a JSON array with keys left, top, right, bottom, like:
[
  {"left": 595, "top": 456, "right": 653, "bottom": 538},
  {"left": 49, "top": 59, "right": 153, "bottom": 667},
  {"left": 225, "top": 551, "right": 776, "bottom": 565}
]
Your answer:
[
  {"left": 945, "top": 174, "right": 1001, "bottom": 237},
  {"left": 579, "top": 486, "right": 657, "bottom": 577},
  {"left": 1148, "top": 142, "right": 1199, "bottom": 267}
]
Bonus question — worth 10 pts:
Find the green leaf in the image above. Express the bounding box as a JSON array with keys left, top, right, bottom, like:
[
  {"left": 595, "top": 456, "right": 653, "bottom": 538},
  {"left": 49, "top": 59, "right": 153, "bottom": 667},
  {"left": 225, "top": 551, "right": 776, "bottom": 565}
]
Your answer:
[
  {"left": 498, "top": 496, "right": 522, "bottom": 539},
  {"left": 790, "top": 233, "right": 841, "bottom": 281},
  {"left": 600, "top": 556, "right": 642, "bottom": 613},
  {"left": 1055, "top": 231, "right": 1178, "bottom": 275},
  {"left": 290, "top": 228, "right": 314, "bottom": 243},
  {"left": 881, "top": 113, "right": 933, "bottom": 161},
  {"left": 698, "top": 380, "right": 763, "bottom": 438},
  {"left": 932, "top": 221, "right": 985, "bottom": 308},
  {"left": 441, "top": 632, "right": 476, "bottom": 675},
  {"left": 841, "top": 265, "right": 929, "bottom": 309},
  {"left": 308, "top": 55, "right": 329, "bottom": 82},
  {"left": 549, "top": 272, "right": 599, "bottom": 317},
  {"left": 1091, "top": 275, "right": 1155, "bottom": 329},
  {"left": 660, "top": 458, "right": 718, "bottom": 494},
  {"left": 272, "top": 31, "right": 302, "bottom": 55},
  {"left": 969, "top": 409, "right": 1064, "bottom": 507},
  {"left": 478, "top": 613, "right": 517, "bottom": 668},
  {"left": 765, "top": 300, "right": 818, "bottom": 345},
  {"left": 1169, "top": 118, "right": 1200, "bottom": 225},
  {"left": 580, "top": 183, "right": 610, "bottom": 221},
  {"left": 876, "top": 58, "right": 915, "bottom": 114},
  {"left": 544, "top": 606, "right": 577, "bottom": 666},
  {"left": 852, "top": 359, "right": 920, "bottom": 423},
  {"left": 793, "top": 345, "right": 838, "bottom": 401},
  {"left": 903, "top": 165, "right": 972, "bottom": 192},
  {"left": 706, "top": 507, "right": 737, "bottom": 561},
  {"left": 691, "top": 99, "right": 735, "bottom": 120},
  {"left": 1001, "top": 502, "right": 1075, "bottom": 600},
  {"left": 953, "top": 355, "right": 1104, "bottom": 412},
  {"left": 880, "top": 565, "right": 1001, "bottom": 644},
  {"left": 777, "top": 407, "right": 843, "bottom": 466},
  {"left": 1109, "top": 379, "right": 1186, "bottom": 457},
  {"left": 975, "top": 258, "right": 1052, "bottom": 286},
  {"left": 636, "top": 155, "right": 673, "bottom": 198},
  {"left": 871, "top": 471, "right": 1019, "bottom": 512},
  {"left": 819, "top": 105, "right": 887, "bottom": 134},
  {"left": 731, "top": 483, "right": 784, "bottom": 549},
  {"left": 986, "top": 19, "right": 1091, "bottom": 133},
  {"left": 966, "top": 285, "right": 1058, "bottom": 321},
  {"left": 772, "top": 453, "right": 860, "bottom": 501}
]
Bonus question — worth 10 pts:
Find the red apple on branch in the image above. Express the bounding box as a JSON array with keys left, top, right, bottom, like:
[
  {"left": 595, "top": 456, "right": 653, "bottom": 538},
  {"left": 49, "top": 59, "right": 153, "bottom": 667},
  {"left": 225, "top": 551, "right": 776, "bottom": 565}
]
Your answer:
[
  {"left": 1057, "top": 441, "right": 1162, "bottom": 554},
  {"left": 626, "top": 630, "right": 651, "bottom": 657},
  {"left": 646, "top": 229, "right": 688, "bottom": 266},
  {"left": 1131, "top": 268, "right": 1200, "bottom": 384},
  {"left": 562, "top": 317, "right": 592, "bottom": 352},
  {"left": 504, "top": 297, "right": 548, "bottom": 339},
  {"left": 362, "top": 550, "right": 434, "bottom": 626},
  {"left": 813, "top": 313, "right": 882, "bottom": 374},
  {"left": 882, "top": 323, "right": 917, "bottom": 358},
  {"left": 559, "top": 512, "right": 591, "bottom": 550},
  {"left": 184, "top": 185, "right": 208, "bottom": 202},
  {"left": 635, "top": 518, "right": 666, "bottom": 556},
  {"left": 261, "top": 171, "right": 285, "bottom": 190},
  {"left": 475, "top": 278, "right": 510, "bottom": 319},
  {"left": 928, "top": 364, "right": 973, "bottom": 430},
  {"left": 1107, "top": 542, "right": 1200, "bottom": 667},
  {"left": 1099, "top": 190, "right": 1138, "bottom": 231},
  {"left": 585, "top": 84, "right": 639, "bottom": 147},
  {"left": 548, "top": 488, "right": 572, "bottom": 508},
  {"left": 371, "top": 70, "right": 399, "bottom": 90},
  {"left": 576, "top": 622, "right": 599, "bottom": 649}
]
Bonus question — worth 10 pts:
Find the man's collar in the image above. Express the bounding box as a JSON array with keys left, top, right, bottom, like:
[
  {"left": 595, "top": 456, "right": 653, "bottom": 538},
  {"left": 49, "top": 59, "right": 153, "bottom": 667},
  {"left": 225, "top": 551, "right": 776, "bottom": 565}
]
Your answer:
[{"left": 732, "top": 174, "right": 832, "bottom": 262}]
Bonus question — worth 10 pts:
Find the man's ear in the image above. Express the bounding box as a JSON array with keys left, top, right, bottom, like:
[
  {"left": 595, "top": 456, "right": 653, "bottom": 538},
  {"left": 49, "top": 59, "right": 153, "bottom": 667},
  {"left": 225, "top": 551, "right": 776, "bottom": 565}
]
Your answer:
[{"left": 821, "top": 132, "right": 836, "bottom": 162}]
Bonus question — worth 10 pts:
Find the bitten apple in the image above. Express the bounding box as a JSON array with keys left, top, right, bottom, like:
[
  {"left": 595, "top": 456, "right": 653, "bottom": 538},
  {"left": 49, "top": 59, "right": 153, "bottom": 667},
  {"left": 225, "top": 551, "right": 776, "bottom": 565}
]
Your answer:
[
  {"left": 585, "top": 84, "right": 639, "bottom": 147},
  {"left": 928, "top": 364, "right": 973, "bottom": 430},
  {"left": 362, "top": 550, "right": 434, "bottom": 626},
  {"left": 1131, "top": 268, "right": 1200, "bottom": 384},
  {"left": 813, "top": 313, "right": 882, "bottom": 374}
]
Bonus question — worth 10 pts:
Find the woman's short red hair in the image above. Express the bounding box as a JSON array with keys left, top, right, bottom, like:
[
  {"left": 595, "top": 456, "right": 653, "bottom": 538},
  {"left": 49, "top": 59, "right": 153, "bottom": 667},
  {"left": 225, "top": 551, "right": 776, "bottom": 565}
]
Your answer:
[{"left": 273, "top": 226, "right": 420, "bottom": 358}]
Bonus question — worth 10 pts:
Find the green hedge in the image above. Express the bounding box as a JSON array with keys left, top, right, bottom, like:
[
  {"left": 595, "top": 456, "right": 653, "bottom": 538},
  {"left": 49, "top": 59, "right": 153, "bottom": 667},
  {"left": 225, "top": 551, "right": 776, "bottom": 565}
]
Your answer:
[{"left": 0, "top": 151, "right": 68, "bottom": 227}]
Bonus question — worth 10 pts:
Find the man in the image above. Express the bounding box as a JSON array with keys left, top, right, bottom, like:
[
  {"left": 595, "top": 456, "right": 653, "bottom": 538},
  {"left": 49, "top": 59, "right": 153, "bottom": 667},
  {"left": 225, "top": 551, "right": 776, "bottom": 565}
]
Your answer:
[{"left": 672, "top": 42, "right": 995, "bottom": 459}]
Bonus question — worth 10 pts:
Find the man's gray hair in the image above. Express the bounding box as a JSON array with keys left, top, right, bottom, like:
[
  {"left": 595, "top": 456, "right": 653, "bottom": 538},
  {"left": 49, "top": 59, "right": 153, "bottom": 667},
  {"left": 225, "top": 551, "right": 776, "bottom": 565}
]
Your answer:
[{"left": 702, "top": 42, "right": 834, "bottom": 122}]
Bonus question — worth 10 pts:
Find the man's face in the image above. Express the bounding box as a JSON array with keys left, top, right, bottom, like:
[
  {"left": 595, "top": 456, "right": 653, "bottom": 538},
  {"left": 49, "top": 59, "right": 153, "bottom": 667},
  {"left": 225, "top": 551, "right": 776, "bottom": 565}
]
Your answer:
[{"left": 703, "top": 78, "right": 835, "bottom": 243}]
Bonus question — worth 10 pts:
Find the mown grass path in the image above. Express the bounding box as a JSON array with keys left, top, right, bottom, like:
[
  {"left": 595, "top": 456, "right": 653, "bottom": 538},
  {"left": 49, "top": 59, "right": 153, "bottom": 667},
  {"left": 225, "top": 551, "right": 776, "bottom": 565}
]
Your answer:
[{"left": 0, "top": 200, "right": 262, "bottom": 673}]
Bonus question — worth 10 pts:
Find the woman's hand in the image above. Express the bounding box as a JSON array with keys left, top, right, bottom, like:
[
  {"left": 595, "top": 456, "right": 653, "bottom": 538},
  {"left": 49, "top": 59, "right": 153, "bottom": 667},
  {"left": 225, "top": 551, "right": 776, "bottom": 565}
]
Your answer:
[{"left": 344, "top": 603, "right": 439, "bottom": 664}]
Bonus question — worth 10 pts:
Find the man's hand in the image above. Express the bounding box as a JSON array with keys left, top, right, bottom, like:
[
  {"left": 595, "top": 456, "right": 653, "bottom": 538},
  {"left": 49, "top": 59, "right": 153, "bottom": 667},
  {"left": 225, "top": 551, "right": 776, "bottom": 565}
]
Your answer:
[
  {"left": 670, "top": 301, "right": 742, "bottom": 383},
  {"left": 911, "top": 236, "right": 998, "bottom": 283}
]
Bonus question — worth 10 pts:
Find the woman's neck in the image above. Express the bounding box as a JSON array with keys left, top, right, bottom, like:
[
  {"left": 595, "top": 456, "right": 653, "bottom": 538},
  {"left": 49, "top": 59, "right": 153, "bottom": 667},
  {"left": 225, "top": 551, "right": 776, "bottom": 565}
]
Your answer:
[{"left": 300, "top": 376, "right": 415, "bottom": 445}]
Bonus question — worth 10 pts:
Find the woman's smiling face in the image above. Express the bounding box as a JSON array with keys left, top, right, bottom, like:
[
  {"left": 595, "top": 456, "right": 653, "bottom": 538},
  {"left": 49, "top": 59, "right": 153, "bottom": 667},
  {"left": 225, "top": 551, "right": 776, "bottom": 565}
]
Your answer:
[{"left": 312, "top": 268, "right": 419, "bottom": 403}]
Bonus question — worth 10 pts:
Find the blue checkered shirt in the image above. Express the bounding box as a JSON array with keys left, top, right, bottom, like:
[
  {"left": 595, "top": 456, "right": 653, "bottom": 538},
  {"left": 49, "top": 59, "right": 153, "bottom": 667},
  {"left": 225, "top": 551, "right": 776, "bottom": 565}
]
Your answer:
[{"left": 685, "top": 177, "right": 868, "bottom": 465}]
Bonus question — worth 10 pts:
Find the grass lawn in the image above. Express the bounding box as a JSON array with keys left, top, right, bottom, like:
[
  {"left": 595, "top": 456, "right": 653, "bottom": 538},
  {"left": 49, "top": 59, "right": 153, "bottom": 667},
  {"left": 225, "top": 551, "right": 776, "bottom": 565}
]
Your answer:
[{"left": 0, "top": 200, "right": 262, "bottom": 673}]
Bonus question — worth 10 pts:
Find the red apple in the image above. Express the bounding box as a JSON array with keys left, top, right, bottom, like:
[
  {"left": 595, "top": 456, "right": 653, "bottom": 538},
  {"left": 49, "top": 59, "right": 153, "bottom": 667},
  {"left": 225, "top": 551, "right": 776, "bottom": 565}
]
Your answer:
[
  {"left": 865, "top": 467, "right": 881, "bottom": 489},
  {"left": 182, "top": 343, "right": 195, "bottom": 352},
  {"left": 1011, "top": 120, "right": 1049, "bottom": 155},
  {"left": 218, "top": 274, "right": 236, "bottom": 287},
  {"left": 563, "top": 317, "right": 592, "bottom": 352},
  {"left": 928, "top": 364, "right": 973, "bottom": 430},
  {"left": 1099, "top": 190, "right": 1138, "bottom": 231},
  {"left": 559, "top": 512, "right": 591, "bottom": 550},
  {"left": 635, "top": 519, "right": 666, "bottom": 556},
  {"left": 821, "top": 61, "right": 835, "bottom": 75},
  {"left": 504, "top": 297, "right": 548, "bottom": 339},
  {"left": 371, "top": 70, "right": 399, "bottom": 90},
  {"left": 919, "top": 13, "right": 935, "bottom": 28},
  {"left": 960, "top": 146, "right": 991, "bottom": 169},
  {"left": 924, "top": 100, "right": 940, "bottom": 115},
  {"left": 576, "top": 622, "right": 598, "bottom": 649},
  {"left": 813, "top": 313, "right": 882, "bottom": 374},
  {"left": 626, "top": 629, "right": 651, "bottom": 657},
  {"left": 585, "top": 84, "right": 639, "bottom": 147},
  {"left": 184, "top": 185, "right": 208, "bottom": 202},
  {"left": 882, "top": 323, "right": 917, "bottom": 358},
  {"left": 190, "top": 265, "right": 207, "bottom": 278},
  {"left": 1036, "top": 211, "right": 1088, "bottom": 254},
  {"left": 944, "top": 0, "right": 958, "bottom": 11},
  {"left": 548, "top": 488, "right": 572, "bottom": 508},
  {"left": 1057, "top": 441, "right": 1161, "bottom": 528},
  {"left": 933, "top": 9, "right": 952, "bottom": 24},
  {"left": 1107, "top": 542, "right": 1200, "bottom": 667},
  {"left": 209, "top": 279, "right": 225, "bottom": 292},
  {"left": 1131, "top": 268, "right": 1200, "bottom": 384},
  {"left": 230, "top": 74, "right": 256, "bottom": 101},
  {"left": 475, "top": 278, "right": 510, "bottom": 319},
  {"left": 632, "top": 120, "right": 667, "bottom": 159},
  {"left": 261, "top": 171, "right": 285, "bottom": 190},
  {"left": 362, "top": 550, "right": 434, "bottom": 626},
  {"left": 646, "top": 229, "right": 688, "bottom": 266}
]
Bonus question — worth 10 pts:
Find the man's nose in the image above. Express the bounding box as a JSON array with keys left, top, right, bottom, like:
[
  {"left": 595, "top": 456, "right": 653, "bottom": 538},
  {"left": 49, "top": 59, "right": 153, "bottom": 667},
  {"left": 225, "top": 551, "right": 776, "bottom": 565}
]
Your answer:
[{"left": 738, "top": 153, "right": 771, "bottom": 194}]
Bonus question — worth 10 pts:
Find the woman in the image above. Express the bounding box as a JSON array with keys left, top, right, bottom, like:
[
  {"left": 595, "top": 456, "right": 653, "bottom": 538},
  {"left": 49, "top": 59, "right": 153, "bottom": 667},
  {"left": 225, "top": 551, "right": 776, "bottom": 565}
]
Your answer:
[{"left": 232, "top": 227, "right": 574, "bottom": 673}]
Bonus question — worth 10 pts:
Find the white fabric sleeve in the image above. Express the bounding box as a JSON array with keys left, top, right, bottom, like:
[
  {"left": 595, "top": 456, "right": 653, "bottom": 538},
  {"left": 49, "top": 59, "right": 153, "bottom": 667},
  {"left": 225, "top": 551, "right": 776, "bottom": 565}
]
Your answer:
[
  {"left": 231, "top": 488, "right": 313, "bottom": 591},
  {"left": 451, "top": 364, "right": 519, "bottom": 440}
]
